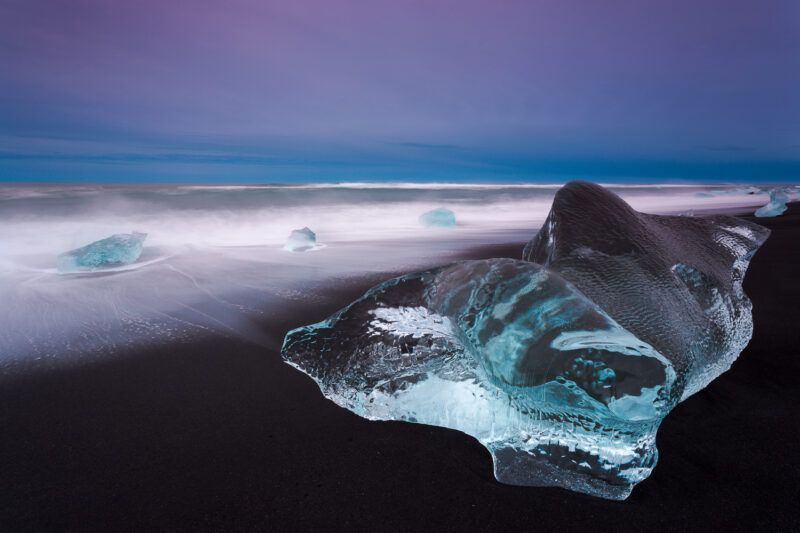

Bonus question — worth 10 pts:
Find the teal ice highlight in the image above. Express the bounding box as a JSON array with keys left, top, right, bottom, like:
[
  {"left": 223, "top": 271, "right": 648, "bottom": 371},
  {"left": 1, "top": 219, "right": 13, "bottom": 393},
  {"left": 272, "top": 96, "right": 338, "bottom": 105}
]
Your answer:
[
  {"left": 281, "top": 182, "right": 769, "bottom": 499},
  {"left": 57, "top": 232, "right": 146, "bottom": 273}
]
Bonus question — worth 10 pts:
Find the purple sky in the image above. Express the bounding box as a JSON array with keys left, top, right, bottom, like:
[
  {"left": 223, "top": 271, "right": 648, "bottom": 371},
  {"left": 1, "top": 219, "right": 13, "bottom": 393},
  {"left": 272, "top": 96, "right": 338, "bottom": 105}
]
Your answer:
[{"left": 1, "top": 0, "right": 798, "bottom": 181}]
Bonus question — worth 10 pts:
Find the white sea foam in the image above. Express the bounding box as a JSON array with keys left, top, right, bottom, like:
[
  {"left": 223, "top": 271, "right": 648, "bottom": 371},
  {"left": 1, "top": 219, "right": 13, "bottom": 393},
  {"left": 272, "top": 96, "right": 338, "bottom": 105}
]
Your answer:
[{"left": 0, "top": 182, "right": 787, "bottom": 371}]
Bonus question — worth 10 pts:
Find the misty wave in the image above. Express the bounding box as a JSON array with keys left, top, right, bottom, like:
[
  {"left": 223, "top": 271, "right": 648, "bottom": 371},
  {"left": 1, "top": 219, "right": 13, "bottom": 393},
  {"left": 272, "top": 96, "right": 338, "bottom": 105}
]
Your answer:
[{"left": 0, "top": 183, "right": 774, "bottom": 374}]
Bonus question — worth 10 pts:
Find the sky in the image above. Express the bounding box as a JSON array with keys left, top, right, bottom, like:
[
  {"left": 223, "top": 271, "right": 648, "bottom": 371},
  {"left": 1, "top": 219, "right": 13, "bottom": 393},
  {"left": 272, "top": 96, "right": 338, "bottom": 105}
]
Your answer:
[{"left": 1, "top": 0, "right": 798, "bottom": 182}]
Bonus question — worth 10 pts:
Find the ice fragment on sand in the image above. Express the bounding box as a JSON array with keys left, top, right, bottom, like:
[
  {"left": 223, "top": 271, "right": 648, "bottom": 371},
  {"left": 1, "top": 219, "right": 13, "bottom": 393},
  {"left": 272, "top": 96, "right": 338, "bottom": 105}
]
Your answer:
[
  {"left": 419, "top": 207, "right": 456, "bottom": 227},
  {"left": 284, "top": 227, "right": 317, "bottom": 252},
  {"left": 283, "top": 259, "right": 675, "bottom": 499},
  {"left": 754, "top": 188, "right": 791, "bottom": 218},
  {"left": 57, "top": 232, "right": 147, "bottom": 273},
  {"left": 282, "top": 181, "right": 769, "bottom": 500}
]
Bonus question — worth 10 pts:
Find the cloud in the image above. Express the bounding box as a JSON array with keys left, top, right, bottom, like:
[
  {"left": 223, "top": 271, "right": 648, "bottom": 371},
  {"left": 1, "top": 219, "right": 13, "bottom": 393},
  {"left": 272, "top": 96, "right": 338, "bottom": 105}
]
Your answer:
[{"left": 1, "top": 0, "right": 798, "bottom": 181}]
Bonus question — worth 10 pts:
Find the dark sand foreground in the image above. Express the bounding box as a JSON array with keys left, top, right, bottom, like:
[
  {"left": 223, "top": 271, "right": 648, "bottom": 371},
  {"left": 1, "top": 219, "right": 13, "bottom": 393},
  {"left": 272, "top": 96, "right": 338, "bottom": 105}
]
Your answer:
[{"left": 1, "top": 206, "right": 799, "bottom": 531}]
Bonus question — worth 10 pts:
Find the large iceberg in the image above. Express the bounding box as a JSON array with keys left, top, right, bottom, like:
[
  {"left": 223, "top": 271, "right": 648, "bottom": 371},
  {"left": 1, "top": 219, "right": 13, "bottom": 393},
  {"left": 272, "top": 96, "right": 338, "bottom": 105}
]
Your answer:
[
  {"left": 57, "top": 232, "right": 147, "bottom": 273},
  {"left": 284, "top": 227, "right": 317, "bottom": 252},
  {"left": 419, "top": 207, "right": 456, "bottom": 227},
  {"left": 281, "top": 181, "right": 769, "bottom": 499},
  {"left": 754, "top": 188, "right": 791, "bottom": 218}
]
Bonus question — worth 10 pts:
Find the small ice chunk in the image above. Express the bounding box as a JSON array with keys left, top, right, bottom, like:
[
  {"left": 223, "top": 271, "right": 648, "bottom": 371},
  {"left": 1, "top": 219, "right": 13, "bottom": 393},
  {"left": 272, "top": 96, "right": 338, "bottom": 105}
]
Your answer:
[
  {"left": 679, "top": 209, "right": 694, "bottom": 217},
  {"left": 694, "top": 192, "right": 714, "bottom": 198},
  {"left": 57, "top": 232, "right": 147, "bottom": 273},
  {"left": 419, "top": 207, "right": 456, "bottom": 227},
  {"left": 284, "top": 227, "right": 316, "bottom": 252},
  {"left": 755, "top": 188, "right": 791, "bottom": 218}
]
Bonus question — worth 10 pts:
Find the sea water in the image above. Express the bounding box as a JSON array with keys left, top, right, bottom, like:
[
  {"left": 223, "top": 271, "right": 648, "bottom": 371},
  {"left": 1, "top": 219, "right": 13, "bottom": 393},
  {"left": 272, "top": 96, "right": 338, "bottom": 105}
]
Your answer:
[{"left": 0, "top": 182, "right": 784, "bottom": 374}]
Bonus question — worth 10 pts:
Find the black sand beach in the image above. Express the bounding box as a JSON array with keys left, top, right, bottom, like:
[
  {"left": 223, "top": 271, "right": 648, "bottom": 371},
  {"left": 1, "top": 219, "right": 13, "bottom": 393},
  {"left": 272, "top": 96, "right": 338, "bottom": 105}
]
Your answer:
[{"left": 1, "top": 206, "right": 798, "bottom": 532}]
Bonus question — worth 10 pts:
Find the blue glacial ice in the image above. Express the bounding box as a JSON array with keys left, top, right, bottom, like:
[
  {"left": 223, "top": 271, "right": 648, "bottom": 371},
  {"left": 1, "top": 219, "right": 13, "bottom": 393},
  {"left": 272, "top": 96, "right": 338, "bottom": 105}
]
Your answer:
[
  {"left": 284, "top": 227, "right": 317, "bottom": 252},
  {"left": 281, "top": 181, "right": 769, "bottom": 499},
  {"left": 754, "top": 188, "right": 791, "bottom": 218},
  {"left": 419, "top": 207, "right": 456, "bottom": 227},
  {"left": 57, "top": 232, "right": 147, "bottom": 273}
]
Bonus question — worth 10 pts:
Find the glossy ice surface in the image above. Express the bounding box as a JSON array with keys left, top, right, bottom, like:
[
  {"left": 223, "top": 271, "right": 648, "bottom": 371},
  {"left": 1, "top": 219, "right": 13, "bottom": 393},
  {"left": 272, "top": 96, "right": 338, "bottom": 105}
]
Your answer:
[
  {"left": 755, "top": 188, "right": 791, "bottom": 218},
  {"left": 282, "top": 182, "right": 769, "bottom": 499},
  {"left": 522, "top": 182, "right": 770, "bottom": 400},
  {"left": 57, "top": 232, "right": 146, "bottom": 273},
  {"left": 283, "top": 227, "right": 317, "bottom": 252},
  {"left": 419, "top": 207, "right": 456, "bottom": 227}
]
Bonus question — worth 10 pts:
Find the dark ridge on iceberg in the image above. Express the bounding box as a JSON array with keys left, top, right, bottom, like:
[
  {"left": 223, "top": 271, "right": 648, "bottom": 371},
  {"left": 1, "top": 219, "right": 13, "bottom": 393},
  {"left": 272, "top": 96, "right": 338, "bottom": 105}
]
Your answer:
[
  {"left": 523, "top": 180, "right": 770, "bottom": 399},
  {"left": 523, "top": 181, "right": 768, "bottom": 294}
]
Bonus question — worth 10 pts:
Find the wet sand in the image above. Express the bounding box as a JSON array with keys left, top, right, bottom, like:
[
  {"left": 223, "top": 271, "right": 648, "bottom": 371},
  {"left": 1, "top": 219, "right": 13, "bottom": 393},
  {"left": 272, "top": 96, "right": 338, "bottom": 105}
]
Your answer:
[{"left": 1, "top": 205, "right": 798, "bottom": 531}]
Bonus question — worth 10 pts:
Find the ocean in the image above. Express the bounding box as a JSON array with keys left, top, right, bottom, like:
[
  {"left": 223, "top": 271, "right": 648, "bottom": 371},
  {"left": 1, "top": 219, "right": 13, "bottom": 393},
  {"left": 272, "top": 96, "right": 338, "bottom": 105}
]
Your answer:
[{"left": 0, "top": 182, "right": 777, "bottom": 373}]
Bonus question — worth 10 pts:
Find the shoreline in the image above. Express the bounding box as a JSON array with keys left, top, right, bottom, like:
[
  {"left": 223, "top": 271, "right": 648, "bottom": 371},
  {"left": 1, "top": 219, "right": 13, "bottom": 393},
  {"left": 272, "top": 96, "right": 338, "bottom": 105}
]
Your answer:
[{"left": 1, "top": 205, "right": 798, "bottom": 530}]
